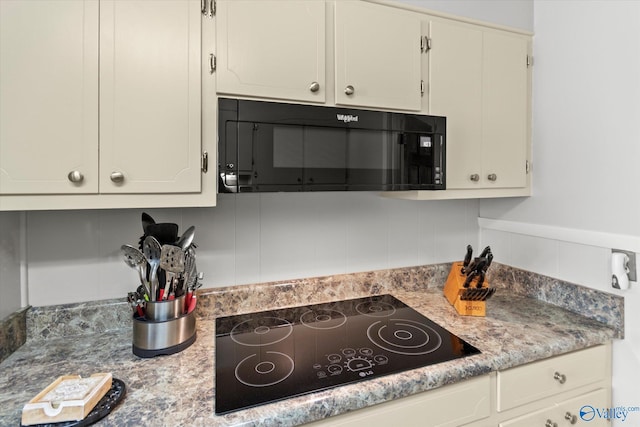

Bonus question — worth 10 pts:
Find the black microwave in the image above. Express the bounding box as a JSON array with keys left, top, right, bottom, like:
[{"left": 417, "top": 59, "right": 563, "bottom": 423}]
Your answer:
[{"left": 218, "top": 98, "right": 446, "bottom": 193}]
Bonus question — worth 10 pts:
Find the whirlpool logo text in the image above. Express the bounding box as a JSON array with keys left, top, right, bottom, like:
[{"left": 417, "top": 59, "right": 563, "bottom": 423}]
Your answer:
[
  {"left": 336, "top": 114, "right": 359, "bottom": 123},
  {"left": 580, "top": 405, "right": 640, "bottom": 422}
]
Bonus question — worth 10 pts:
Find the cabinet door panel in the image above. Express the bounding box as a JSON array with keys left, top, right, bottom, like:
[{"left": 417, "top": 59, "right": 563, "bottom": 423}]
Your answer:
[
  {"left": 216, "top": 0, "right": 326, "bottom": 103},
  {"left": 335, "top": 1, "right": 421, "bottom": 111},
  {"left": 0, "top": 0, "right": 98, "bottom": 194},
  {"left": 428, "top": 19, "right": 483, "bottom": 189},
  {"left": 99, "top": 0, "right": 201, "bottom": 194},
  {"left": 482, "top": 31, "right": 529, "bottom": 188}
]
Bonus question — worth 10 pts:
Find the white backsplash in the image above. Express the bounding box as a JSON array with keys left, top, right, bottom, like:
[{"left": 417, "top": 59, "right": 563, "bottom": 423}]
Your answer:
[{"left": 24, "top": 193, "right": 479, "bottom": 307}]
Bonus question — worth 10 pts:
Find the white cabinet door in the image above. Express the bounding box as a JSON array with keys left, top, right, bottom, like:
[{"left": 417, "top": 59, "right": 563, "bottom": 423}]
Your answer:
[
  {"left": 216, "top": 0, "right": 326, "bottom": 103},
  {"left": 335, "top": 1, "right": 422, "bottom": 111},
  {"left": 426, "top": 18, "right": 530, "bottom": 190},
  {"left": 99, "top": 0, "right": 202, "bottom": 194},
  {"left": 482, "top": 31, "right": 529, "bottom": 189},
  {"left": 0, "top": 0, "right": 98, "bottom": 194},
  {"left": 428, "top": 18, "right": 483, "bottom": 189}
]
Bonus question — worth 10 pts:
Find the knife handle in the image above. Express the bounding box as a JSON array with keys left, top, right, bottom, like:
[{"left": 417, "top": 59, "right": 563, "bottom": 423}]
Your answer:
[
  {"left": 463, "top": 271, "right": 476, "bottom": 288},
  {"left": 479, "top": 246, "right": 492, "bottom": 258},
  {"left": 463, "top": 245, "right": 473, "bottom": 267}
]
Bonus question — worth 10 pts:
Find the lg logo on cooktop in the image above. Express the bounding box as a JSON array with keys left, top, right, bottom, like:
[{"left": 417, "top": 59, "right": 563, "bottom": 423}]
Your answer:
[{"left": 336, "top": 114, "right": 358, "bottom": 123}]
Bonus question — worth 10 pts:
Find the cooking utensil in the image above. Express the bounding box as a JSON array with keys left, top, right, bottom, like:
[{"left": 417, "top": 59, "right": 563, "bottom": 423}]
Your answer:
[
  {"left": 121, "top": 245, "right": 149, "bottom": 297},
  {"left": 142, "top": 212, "right": 155, "bottom": 234},
  {"left": 160, "top": 244, "right": 185, "bottom": 300},
  {"left": 176, "top": 225, "right": 196, "bottom": 251},
  {"left": 143, "top": 236, "right": 162, "bottom": 301}
]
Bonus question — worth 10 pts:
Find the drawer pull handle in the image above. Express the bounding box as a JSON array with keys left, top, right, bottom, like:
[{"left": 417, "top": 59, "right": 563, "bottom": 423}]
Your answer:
[
  {"left": 565, "top": 412, "right": 578, "bottom": 424},
  {"left": 553, "top": 371, "right": 567, "bottom": 384},
  {"left": 545, "top": 420, "right": 558, "bottom": 427}
]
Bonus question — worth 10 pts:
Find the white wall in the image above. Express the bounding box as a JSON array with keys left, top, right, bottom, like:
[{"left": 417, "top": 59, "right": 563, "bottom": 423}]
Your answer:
[
  {"left": 24, "top": 194, "right": 479, "bottom": 306},
  {"left": 399, "top": 0, "right": 533, "bottom": 31},
  {"left": 479, "top": 1, "right": 640, "bottom": 422}
]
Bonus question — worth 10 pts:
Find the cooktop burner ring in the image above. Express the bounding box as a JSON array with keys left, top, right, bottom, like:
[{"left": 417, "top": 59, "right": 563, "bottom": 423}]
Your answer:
[
  {"left": 367, "top": 319, "right": 443, "bottom": 355},
  {"left": 356, "top": 301, "right": 396, "bottom": 317},
  {"left": 300, "top": 309, "right": 347, "bottom": 330},
  {"left": 234, "top": 351, "right": 295, "bottom": 388},
  {"left": 230, "top": 316, "right": 293, "bottom": 347}
]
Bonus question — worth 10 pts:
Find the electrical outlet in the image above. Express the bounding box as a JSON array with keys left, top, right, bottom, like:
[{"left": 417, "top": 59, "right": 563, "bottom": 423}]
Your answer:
[{"left": 612, "top": 249, "right": 637, "bottom": 282}]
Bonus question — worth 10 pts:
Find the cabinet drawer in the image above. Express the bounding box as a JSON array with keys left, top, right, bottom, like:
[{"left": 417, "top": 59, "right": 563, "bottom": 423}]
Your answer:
[
  {"left": 307, "top": 375, "right": 490, "bottom": 427},
  {"left": 499, "top": 388, "right": 610, "bottom": 427},
  {"left": 497, "top": 345, "right": 609, "bottom": 411}
]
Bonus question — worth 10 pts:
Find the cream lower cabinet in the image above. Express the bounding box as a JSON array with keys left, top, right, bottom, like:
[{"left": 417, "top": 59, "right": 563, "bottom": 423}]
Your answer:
[
  {"left": 0, "top": 0, "right": 212, "bottom": 210},
  {"left": 427, "top": 17, "right": 531, "bottom": 191},
  {"left": 215, "top": 0, "right": 422, "bottom": 111},
  {"left": 305, "top": 344, "right": 611, "bottom": 427},
  {"left": 306, "top": 375, "right": 491, "bottom": 427}
]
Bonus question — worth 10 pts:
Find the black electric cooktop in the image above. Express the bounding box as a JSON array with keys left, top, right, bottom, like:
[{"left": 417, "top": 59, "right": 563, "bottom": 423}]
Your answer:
[{"left": 214, "top": 294, "right": 480, "bottom": 414}]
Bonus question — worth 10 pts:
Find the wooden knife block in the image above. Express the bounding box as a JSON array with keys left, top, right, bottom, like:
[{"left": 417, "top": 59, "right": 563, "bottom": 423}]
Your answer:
[{"left": 444, "top": 261, "right": 487, "bottom": 317}]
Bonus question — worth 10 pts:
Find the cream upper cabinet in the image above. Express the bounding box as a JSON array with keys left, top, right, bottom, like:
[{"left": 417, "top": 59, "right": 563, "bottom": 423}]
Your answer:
[
  {"left": 482, "top": 31, "right": 529, "bottom": 189},
  {"left": 427, "top": 17, "right": 531, "bottom": 190},
  {"left": 334, "top": 1, "right": 422, "bottom": 111},
  {"left": 427, "top": 19, "right": 483, "bottom": 190},
  {"left": 0, "top": 0, "right": 99, "bottom": 194},
  {"left": 1, "top": 0, "right": 210, "bottom": 209},
  {"left": 216, "top": 0, "right": 326, "bottom": 103},
  {"left": 99, "top": 0, "right": 202, "bottom": 194}
]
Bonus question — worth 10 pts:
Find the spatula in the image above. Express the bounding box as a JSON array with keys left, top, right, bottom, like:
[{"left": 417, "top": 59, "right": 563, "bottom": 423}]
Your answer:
[
  {"left": 143, "top": 236, "right": 162, "bottom": 301},
  {"left": 160, "top": 244, "right": 185, "bottom": 300}
]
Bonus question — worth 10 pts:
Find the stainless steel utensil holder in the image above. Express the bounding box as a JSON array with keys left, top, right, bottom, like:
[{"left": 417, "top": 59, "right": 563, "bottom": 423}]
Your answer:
[{"left": 132, "top": 297, "right": 196, "bottom": 358}]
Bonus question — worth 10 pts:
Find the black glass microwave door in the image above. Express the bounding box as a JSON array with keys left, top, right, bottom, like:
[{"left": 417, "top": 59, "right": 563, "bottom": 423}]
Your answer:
[
  {"left": 346, "top": 129, "right": 399, "bottom": 190},
  {"left": 253, "top": 123, "right": 303, "bottom": 191},
  {"left": 302, "top": 127, "right": 347, "bottom": 188}
]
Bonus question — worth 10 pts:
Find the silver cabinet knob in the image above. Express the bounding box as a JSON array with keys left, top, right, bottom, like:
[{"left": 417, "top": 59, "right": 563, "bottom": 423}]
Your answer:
[
  {"left": 487, "top": 173, "right": 497, "bottom": 181},
  {"left": 564, "top": 412, "right": 578, "bottom": 425},
  {"left": 553, "top": 371, "right": 567, "bottom": 384},
  {"left": 110, "top": 171, "right": 125, "bottom": 183},
  {"left": 309, "top": 81, "right": 320, "bottom": 92},
  {"left": 67, "top": 170, "right": 84, "bottom": 183},
  {"left": 344, "top": 85, "right": 355, "bottom": 95},
  {"left": 545, "top": 420, "right": 558, "bottom": 427},
  {"left": 469, "top": 174, "right": 480, "bottom": 182}
]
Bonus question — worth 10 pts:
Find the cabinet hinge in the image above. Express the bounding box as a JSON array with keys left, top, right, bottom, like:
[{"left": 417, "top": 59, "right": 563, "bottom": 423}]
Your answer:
[
  {"left": 202, "top": 151, "right": 209, "bottom": 173},
  {"left": 209, "top": 53, "right": 216, "bottom": 74},
  {"left": 526, "top": 160, "right": 530, "bottom": 174},
  {"left": 421, "top": 36, "right": 432, "bottom": 53},
  {"left": 201, "top": 0, "right": 215, "bottom": 18},
  {"left": 420, "top": 79, "right": 425, "bottom": 96},
  {"left": 526, "top": 54, "right": 533, "bottom": 68}
]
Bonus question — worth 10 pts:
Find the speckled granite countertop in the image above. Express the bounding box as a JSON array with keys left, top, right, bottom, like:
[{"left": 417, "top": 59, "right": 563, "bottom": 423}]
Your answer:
[{"left": 0, "top": 263, "right": 624, "bottom": 426}]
